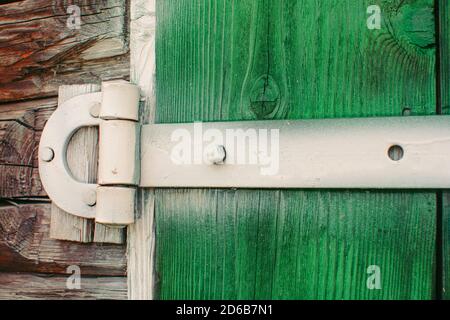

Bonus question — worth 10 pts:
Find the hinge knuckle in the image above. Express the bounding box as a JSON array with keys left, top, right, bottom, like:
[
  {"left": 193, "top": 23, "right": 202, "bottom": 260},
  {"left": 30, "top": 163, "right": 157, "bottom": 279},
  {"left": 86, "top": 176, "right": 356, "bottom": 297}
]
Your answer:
[
  {"left": 96, "top": 81, "right": 140, "bottom": 226},
  {"left": 100, "top": 81, "right": 140, "bottom": 121},
  {"left": 98, "top": 120, "right": 140, "bottom": 186},
  {"left": 96, "top": 186, "right": 136, "bottom": 226}
]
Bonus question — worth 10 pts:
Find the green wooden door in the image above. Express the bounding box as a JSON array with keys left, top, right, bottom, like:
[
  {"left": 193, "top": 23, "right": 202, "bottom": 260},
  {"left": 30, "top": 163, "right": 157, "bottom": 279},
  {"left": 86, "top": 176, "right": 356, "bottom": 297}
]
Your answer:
[
  {"left": 154, "top": 0, "right": 439, "bottom": 299},
  {"left": 440, "top": 0, "right": 450, "bottom": 300}
]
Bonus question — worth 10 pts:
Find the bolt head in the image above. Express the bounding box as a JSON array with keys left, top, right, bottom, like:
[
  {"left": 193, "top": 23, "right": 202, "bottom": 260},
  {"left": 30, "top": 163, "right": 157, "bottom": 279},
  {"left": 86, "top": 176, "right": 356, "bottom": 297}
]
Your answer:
[
  {"left": 206, "top": 145, "right": 226, "bottom": 165},
  {"left": 83, "top": 190, "right": 97, "bottom": 207},
  {"left": 402, "top": 107, "right": 412, "bottom": 116},
  {"left": 40, "top": 147, "right": 54, "bottom": 162}
]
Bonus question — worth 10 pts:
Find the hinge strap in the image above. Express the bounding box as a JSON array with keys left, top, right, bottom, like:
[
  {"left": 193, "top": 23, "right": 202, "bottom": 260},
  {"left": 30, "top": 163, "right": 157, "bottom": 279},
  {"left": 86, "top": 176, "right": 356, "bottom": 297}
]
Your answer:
[{"left": 39, "top": 81, "right": 450, "bottom": 227}]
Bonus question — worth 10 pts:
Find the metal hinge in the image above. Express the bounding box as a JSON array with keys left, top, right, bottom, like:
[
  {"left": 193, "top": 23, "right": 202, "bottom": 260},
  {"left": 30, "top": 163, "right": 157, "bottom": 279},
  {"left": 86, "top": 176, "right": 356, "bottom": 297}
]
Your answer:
[
  {"left": 39, "top": 81, "right": 140, "bottom": 226},
  {"left": 39, "top": 81, "right": 450, "bottom": 226}
]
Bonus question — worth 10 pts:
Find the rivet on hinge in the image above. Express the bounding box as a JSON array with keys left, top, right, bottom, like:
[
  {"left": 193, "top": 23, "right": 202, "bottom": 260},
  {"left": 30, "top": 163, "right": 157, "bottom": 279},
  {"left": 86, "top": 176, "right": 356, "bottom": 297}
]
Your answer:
[
  {"left": 40, "top": 147, "right": 54, "bottom": 162},
  {"left": 89, "top": 103, "right": 101, "bottom": 118},
  {"left": 206, "top": 145, "right": 226, "bottom": 165},
  {"left": 82, "top": 189, "right": 97, "bottom": 207}
]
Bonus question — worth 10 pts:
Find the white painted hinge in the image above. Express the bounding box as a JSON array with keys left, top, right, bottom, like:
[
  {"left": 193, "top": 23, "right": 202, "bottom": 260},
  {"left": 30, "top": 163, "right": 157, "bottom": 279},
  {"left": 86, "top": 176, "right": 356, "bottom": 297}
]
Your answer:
[
  {"left": 39, "top": 81, "right": 450, "bottom": 226},
  {"left": 39, "top": 81, "right": 139, "bottom": 226}
]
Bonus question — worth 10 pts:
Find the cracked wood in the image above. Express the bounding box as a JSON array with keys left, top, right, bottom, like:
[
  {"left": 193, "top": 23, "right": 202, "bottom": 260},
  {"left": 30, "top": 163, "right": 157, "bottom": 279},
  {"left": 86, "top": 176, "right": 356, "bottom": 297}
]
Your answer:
[
  {"left": 0, "top": 203, "right": 126, "bottom": 275},
  {"left": 0, "top": 0, "right": 129, "bottom": 102}
]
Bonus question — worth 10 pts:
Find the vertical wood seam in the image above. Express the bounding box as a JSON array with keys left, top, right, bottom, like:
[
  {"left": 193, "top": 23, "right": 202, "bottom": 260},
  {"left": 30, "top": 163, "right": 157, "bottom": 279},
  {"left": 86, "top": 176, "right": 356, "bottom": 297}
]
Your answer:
[{"left": 127, "top": 0, "right": 157, "bottom": 300}]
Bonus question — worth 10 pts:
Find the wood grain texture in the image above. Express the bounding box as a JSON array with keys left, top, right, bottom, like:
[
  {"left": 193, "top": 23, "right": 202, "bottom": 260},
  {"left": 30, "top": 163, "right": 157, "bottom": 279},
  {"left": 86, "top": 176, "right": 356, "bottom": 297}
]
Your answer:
[
  {"left": 0, "top": 0, "right": 129, "bottom": 102},
  {"left": 50, "top": 84, "right": 125, "bottom": 244},
  {"left": 156, "top": 189, "right": 435, "bottom": 299},
  {"left": 127, "top": 189, "right": 156, "bottom": 299},
  {"left": 0, "top": 111, "right": 36, "bottom": 197},
  {"left": 0, "top": 0, "right": 131, "bottom": 299},
  {"left": 443, "top": 193, "right": 450, "bottom": 300},
  {"left": 439, "top": 0, "right": 450, "bottom": 300},
  {"left": 156, "top": 0, "right": 436, "bottom": 122},
  {"left": 127, "top": 0, "right": 157, "bottom": 300},
  {"left": 155, "top": 0, "right": 437, "bottom": 299},
  {"left": 0, "top": 272, "right": 127, "bottom": 300},
  {"left": 0, "top": 203, "right": 126, "bottom": 276},
  {"left": 0, "top": 100, "right": 56, "bottom": 199},
  {"left": 439, "top": 0, "right": 449, "bottom": 114}
]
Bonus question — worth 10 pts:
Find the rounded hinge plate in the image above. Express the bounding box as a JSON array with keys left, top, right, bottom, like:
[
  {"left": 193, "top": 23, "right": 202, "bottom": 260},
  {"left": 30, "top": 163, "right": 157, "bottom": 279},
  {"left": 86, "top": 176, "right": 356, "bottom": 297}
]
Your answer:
[{"left": 38, "top": 92, "right": 102, "bottom": 219}]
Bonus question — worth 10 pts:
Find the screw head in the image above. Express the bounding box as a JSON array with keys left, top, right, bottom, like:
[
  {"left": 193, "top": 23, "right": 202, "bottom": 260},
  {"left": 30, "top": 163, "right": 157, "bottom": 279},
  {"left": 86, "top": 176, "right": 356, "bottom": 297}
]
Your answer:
[
  {"left": 402, "top": 107, "right": 412, "bottom": 116},
  {"left": 83, "top": 190, "right": 97, "bottom": 207},
  {"left": 206, "top": 145, "right": 226, "bottom": 165},
  {"left": 40, "top": 147, "right": 54, "bottom": 162}
]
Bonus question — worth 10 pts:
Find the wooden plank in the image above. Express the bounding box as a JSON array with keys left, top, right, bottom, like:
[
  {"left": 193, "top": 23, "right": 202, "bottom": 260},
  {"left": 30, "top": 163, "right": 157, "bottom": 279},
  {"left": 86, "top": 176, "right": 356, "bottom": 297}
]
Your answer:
[
  {"left": 0, "top": 272, "right": 127, "bottom": 300},
  {"left": 0, "top": 0, "right": 129, "bottom": 102},
  {"left": 0, "top": 165, "right": 37, "bottom": 198},
  {"left": 0, "top": 99, "right": 89, "bottom": 199},
  {"left": 0, "top": 98, "right": 56, "bottom": 119},
  {"left": 439, "top": 0, "right": 450, "bottom": 300},
  {"left": 439, "top": 0, "right": 450, "bottom": 114},
  {"left": 0, "top": 173, "right": 45, "bottom": 201},
  {"left": 156, "top": 190, "right": 436, "bottom": 299},
  {"left": 127, "top": 0, "right": 157, "bottom": 300},
  {"left": 127, "top": 190, "right": 156, "bottom": 299},
  {"left": 0, "top": 105, "right": 44, "bottom": 198},
  {"left": 156, "top": 0, "right": 436, "bottom": 122},
  {"left": 0, "top": 203, "right": 126, "bottom": 276},
  {"left": 154, "top": 0, "right": 437, "bottom": 299},
  {"left": 50, "top": 84, "right": 125, "bottom": 244}
]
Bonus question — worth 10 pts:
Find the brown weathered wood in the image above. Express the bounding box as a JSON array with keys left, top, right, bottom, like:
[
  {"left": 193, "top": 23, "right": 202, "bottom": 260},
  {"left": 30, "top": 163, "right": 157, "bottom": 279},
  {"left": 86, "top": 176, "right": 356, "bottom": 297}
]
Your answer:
[
  {"left": 0, "top": 98, "right": 57, "bottom": 135},
  {"left": 0, "top": 272, "right": 127, "bottom": 300},
  {"left": 0, "top": 0, "right": 129, "bottom": 102},
  {"left": 50, "top": 84, "right": 125, "bottom": 244},
  {"left": 0, "top": 0, "right": 130, "bottom": 300},
  {"left": 127, "top": 0, "right": 156, "bottom": 300},
  {"left": 0, "top": 167, "right": 45, "bottom": 200},
  {"left": 0, "top": 117, "right": 34, "bottom": 164},
  {"left": 0, "top": 97, "right": 56, "bottom": 116},
  {"left": 0, "top": 107, "right": 39, "bottom": 198},
  {"left": 0, "top": 203, "right": 126, "bottom": 275},
  {"left": 0, "top": 98, "right": 58, "bottom": 199},
  {"left": 0, "top": 119, "right": 34, "bottom": 191}
]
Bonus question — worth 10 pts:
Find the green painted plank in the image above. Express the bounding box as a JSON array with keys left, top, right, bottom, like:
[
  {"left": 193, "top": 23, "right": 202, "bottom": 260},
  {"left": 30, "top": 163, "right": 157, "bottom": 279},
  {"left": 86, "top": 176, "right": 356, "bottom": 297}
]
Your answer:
[
  {"left": 440, "top": 0, "right": 450, "bottom": 114},
  {"left": 439, "top": 0, "right": 450, "bottom": 300},
  {"left": 155, "top": 0, "right": 437, "bottom": 299},
  {"left": 156, "top": 0, "right": 436, "bottom": 122},
  {"left": 156, "top": 190, "right": 435, "bottom": 299}
]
